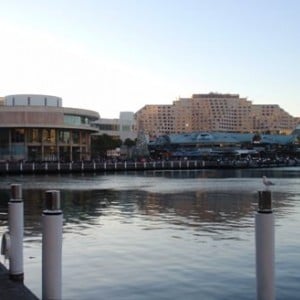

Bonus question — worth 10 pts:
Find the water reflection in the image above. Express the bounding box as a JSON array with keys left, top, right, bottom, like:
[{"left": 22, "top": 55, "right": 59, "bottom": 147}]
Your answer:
[
  {"left": 0, "top": 169, "right": 300, "bottom": 300},
  {"left": 0, "top": 186, "right": 298, "bottom": 242}
]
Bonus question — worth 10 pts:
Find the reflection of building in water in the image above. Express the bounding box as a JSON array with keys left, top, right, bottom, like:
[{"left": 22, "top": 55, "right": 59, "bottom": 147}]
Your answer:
[
  {"left": 0, "top": 187, "right": 294, "bottom": 239},
  {"left": 135, "top": 191, "right": 255, "bottom": 227}
]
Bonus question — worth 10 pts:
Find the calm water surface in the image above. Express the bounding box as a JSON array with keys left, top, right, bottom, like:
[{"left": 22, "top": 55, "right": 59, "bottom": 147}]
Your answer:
[{"left": 0, "top": 167, "right": 300, "bottom": 300}]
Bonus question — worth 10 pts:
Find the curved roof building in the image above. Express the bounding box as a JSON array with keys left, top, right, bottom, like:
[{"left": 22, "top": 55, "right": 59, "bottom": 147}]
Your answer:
[
  {"left": 149, "top": 131, "right": 297, "bottom": 158},
  {"left": 0, "top": 94, "right": 100, "bottom": 162}
]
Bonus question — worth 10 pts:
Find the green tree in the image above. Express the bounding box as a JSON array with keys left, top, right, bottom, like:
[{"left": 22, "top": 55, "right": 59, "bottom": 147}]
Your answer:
[
  {"left": 91, "top": 134, "right": 122, "bottom": 158},
  {"left": 123, "top": 138, "right": 136, "bottom": 147},
  {"left": 134, "top": 131, "right": 149, "bottom": 158}
]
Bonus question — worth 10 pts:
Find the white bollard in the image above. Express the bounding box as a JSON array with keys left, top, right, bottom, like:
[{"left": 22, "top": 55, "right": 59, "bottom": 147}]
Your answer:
[
  {"left": 255, "top": 190, "right": 275, "bottom": 300},
  {"left": 8, "top": 184, "right": 24, "bottom": 282},
  {"left": 42, "top": 190, "right": 63, "bottom": 300}
]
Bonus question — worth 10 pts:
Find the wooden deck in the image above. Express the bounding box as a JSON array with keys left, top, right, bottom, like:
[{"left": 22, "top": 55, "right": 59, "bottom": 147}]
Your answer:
[{"left": 0, "top": 263, "right": 38, "bottom": 300}]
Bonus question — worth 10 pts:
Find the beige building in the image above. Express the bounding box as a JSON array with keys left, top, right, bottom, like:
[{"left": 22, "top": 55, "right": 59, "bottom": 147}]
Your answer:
[
  {"left": 135, "top": 104, "right": 174, "bottom": 137},
  {"left": 251, "top": 104, "right": 297, "bottom": 134},
  {"left": 135, "top": 93, "right": 298, "bottom": 137},
  {"left": 0, "top": 94, "right": 100, "bottom": 162}
]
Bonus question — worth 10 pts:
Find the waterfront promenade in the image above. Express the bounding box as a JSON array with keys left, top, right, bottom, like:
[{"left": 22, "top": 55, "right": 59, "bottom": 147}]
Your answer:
[
  {"left": 0, "top": 158, "right": 299, "bottom": 175},
  {"left": 0, "top": 263, "right": 38, "bottom": 299}
]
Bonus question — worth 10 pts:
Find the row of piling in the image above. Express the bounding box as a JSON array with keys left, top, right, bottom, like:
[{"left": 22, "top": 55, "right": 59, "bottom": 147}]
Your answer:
[
  {"left": 0, "top": 159, "right": 296, "bottom": 174},
  {"left": 1, "top": 184, "right": 275, "bottom": 300},
  {"left": 1, "top": 185, "right": 62, "bottom": 300}
]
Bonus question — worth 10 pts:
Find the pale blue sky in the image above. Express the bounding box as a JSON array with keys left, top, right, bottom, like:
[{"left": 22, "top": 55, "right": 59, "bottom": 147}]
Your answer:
[{"left": 0, "top": 0, "right": 299, "bottom": 118}]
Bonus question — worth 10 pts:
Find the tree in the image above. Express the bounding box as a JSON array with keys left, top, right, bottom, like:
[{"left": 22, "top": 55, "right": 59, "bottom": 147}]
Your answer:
[
  {"left": 134, "top": 131, "right": 149, "bottom": 158},
  {"left": 91, "top": 134, "right": 122, "bottom": 158},
  {"left": 123, "top": 138, "right": 136, "bottom": 148}
]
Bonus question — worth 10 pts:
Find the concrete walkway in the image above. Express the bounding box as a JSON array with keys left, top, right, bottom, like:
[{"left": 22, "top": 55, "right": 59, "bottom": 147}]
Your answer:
[{"left": 0, "top": 263, "right": 38, "bottom": 300}]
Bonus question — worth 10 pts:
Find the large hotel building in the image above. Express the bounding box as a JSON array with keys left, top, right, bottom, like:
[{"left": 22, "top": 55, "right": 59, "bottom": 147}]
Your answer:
[{"left": 135, "top": 93, "right": 299, "bottom": 137}]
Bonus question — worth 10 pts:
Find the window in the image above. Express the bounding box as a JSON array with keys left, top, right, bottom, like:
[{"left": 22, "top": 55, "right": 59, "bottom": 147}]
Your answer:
[
  {"left": 81, "top": 132, "right": 87, "bottom": 144},
  {"left": 0, "top": 129, "right": 9, "bottom": 145},
  {"left": 72, "top": 131, "right": 80, "bottom": 144},
  {"left": 11, "top": 129, "right": 25, "bottom": 143},
  {"left": 42, "top": 129, "right": 56, "bottom": 143},
  {"left": 58, "top": 130, "right": 70, "bottom": 143},
  {"left": 64, "top": 115, "right": 91, "bottom": 126},
  {"left": 28, "top": 129, "right": 41, "bottom": 143}
]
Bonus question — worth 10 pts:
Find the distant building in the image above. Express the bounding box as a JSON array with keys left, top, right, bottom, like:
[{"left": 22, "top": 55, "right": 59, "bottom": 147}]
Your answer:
[
  {"left": 148, "top": 131, "right": 297, "bottom": 159},
  {"left": 252, "top": 104, "right": 298, "bottom": 134},
  {"left": 92, "top": 111, "right": 137, "bottom": 141},
  {"left": 135, "top": 93, "right": 298, "bottom": 137},
  {"left": 0, "top": 94, "right": 99, "bottom": 161}
]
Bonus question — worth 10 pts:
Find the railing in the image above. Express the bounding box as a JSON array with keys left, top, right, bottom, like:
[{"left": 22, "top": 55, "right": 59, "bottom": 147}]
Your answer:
[{"left": 0, "top": 158, "right": 298, "bottom": 175}]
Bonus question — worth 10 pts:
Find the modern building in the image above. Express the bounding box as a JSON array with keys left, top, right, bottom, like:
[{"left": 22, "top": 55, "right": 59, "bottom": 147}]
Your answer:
[
  {"left": 0, "top": 94, "right": 100, "bottom": 162},
  {"left": 135, "top": 93, "right": 299, "bottom": 137},
  {"left": 92, "top": 111, "right": 137, "bottom": 141}
]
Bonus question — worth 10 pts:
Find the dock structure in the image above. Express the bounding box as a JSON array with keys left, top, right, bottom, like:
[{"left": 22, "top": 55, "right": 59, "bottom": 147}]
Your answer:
[
  {"left": 0, "top": 263, "right": 38, "bottom": 300},
  {"left": 0, "top": 159, "right": 298, "bottom": 175}
]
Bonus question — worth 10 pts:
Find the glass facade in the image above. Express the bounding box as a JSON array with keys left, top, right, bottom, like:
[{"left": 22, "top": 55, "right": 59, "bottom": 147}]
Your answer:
[
  {"left": 27, "top": 129, "right": 41, "bottom": 143},
  {"left": 58, "top": 130, "right": 71, "bottom": 143},
  {"left": 0, "top": 129, "right": 9, "bottom": 159},
  {"left": 0, "top": 128, "right": 92, "bottom": 162},
  {"left": 42, "top": 129, "right": 56, "bottom": 144},
  {"left": 0, "top": 95, "right": 99, "bottom": 162},
  {"left": 11, "top": 128, "right": 25, "bottom": 143},
  {"left": 72, "top": 131, "right": 80, "bottom": 144},
  {"left": 64, "top": 115, "right": 89, "bottom": 126}
]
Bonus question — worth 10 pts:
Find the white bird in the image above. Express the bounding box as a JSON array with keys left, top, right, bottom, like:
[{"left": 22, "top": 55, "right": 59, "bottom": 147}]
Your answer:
[{"left": 262, "top": 176, "right": 275, "bottom": 188}]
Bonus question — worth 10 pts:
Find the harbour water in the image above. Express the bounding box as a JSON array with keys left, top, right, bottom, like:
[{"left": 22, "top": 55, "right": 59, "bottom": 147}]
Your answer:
[{"left": 0, "top": 167, "right": 300, "bottom": 299}]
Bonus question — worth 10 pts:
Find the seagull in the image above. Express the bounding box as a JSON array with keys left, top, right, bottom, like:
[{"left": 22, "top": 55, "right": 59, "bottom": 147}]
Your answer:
[{"left": 262, "top": 176, "right": 275, "bottom": 188}]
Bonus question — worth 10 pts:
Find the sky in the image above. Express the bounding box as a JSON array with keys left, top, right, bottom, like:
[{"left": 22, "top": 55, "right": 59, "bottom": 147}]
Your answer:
[{"left": 0, "top": 0, "right": 299, "bottom": 118}]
